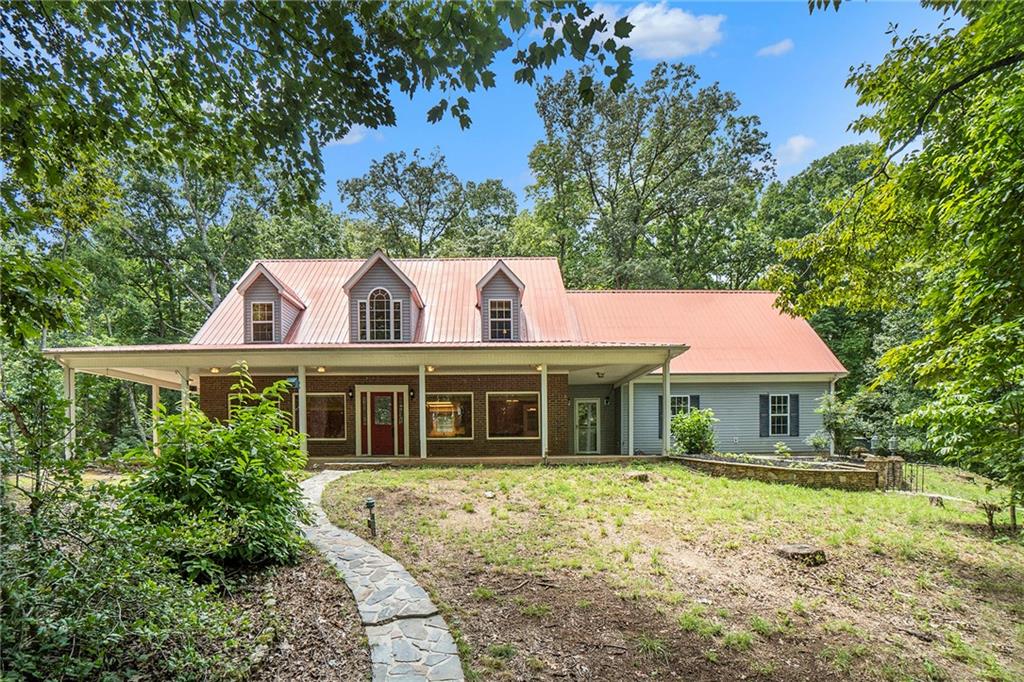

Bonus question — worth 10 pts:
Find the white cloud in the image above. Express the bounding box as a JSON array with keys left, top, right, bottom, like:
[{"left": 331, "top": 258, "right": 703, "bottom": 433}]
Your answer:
[
  {"left": 756, "top": 38, "right": 794, "bottom": 57},
  {"left": 777, "top": 135, "right": 816, "bottom": 165},
  {"left": 595, "top": 2, "right": 725, "bottom": 59},
  {"left": 328, "top": 124, "right": 370, "bottom": 146}
]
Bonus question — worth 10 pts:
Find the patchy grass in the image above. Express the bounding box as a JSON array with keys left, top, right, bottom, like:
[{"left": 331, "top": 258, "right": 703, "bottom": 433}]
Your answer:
[{"left": 322, "top": 463, "right": 1023, "bottom": 681}]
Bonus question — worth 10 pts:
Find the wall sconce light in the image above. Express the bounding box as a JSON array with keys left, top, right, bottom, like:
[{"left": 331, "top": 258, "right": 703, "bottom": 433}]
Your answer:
[
  {"left": 410, "top": 388, "right": 416, "bottom": 400},
  {"left": 604, "top": 396, "right": 611, "bottom": 406},
  {"left": 426, "top": 365, "right": 435, "bottom": 372},
  {"left": 316, "top": 366, "right": 326, "bottom": 373},
  {"left": 347, "top": 386, "right": 354, "bottom": 400},
  {"left": 534, "top": 364, "right": 544, "bottom": 372},
  {"left": 209, "top": 367, "right": 220, "bottom": 374},
  {"left": 596, "top": 371, "right": 605, "bottom": 379}
]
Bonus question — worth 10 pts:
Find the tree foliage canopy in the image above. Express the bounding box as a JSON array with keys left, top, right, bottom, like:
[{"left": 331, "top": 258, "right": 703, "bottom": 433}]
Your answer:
[
  {"left": 529, "top": 63, "right": 771, "bottom": 288},
  {"left": 776, "top": 0, "right": 1024, "bottom": 501}
]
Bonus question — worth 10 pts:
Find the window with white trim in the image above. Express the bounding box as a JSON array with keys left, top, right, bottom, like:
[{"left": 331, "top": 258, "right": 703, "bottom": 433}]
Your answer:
[
  {"left": 426, "top": 393, "right": 473, "bottom": 439},
  {"left": 671, "top": 395, "right": 690, "bottom": 417},
  {"left": 305, "top": 393, "right": 346, "bottom": 440},
  {"left": 251, "top": 302, "right": 274, "bottom": 342},
  {"left": 489, "top": 299, "right": 512, "bottom": 340},
  {"left": 487, "top": 392, "right": 539, "bottom": 438},
  {"left": 770, "top": 394, "right": 790, "bottom": 436},
  {"left": 358, "top": 288, "right": 402, "bottom": 341}
]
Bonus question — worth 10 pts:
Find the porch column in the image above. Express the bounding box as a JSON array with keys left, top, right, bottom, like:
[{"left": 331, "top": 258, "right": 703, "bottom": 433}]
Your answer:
[
  {"left": 62, "top": 365, "right": 76, "bottom": 458},
  {"left": 661, "top": 357, "right": 671, "bottom": 456},
  {"left": 540, "top": 364, "right": 548, "bottom": 459},
  {"left": 151, "top": 384, "right": 161, "bottom": 454},
  {"left": 297, "top": 365, "right": 307, "bottom": 455},
  {"left": 418, "top": 364, "right": 427, "bottom": 458},
  {"left": 179, "top": 368, "right": 191, "bottom": 412},
  {"left": 627, "top": 380, "right": 634, "bottom": 456}
]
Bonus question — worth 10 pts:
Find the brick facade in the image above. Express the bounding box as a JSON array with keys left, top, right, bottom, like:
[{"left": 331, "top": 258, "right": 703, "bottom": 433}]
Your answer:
[{"left": 197, "top": 372, "right": 571, "bottom": 457}]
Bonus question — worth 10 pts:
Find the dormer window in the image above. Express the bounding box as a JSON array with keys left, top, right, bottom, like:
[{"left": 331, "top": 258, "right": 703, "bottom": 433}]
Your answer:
[
  {"left": 358, "top": 288, "right": 402, "bottom": 341},
  {"left": 251, "top": 302, "right": 274, "bottom": 342},
  {"left": 489, "top": 299, "right": 513, "bottom": 340}
]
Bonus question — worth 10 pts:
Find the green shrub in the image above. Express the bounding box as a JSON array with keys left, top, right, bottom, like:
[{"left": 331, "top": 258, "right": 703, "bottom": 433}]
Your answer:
[
  {"left": 128, "top": 364, "right": 309, "bottom": 579},
  {"left": 0, "top": 482, "right": 248, "bottom": 680},
  {"left": 671, "top": 408, "right": 718, "bottom": 455}
]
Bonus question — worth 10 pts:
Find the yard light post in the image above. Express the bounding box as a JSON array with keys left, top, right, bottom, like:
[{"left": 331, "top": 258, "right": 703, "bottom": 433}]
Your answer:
[{"left": 365, "top": 497, "right": 377, "bottom": 538}]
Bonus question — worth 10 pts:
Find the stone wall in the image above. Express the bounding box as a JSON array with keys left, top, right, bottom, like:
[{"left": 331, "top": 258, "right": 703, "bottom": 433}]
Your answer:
[
  {"left": 863, "top": 456, "right": 905, "bottom": 490},
  {"left": 677, "top": 456, "right": 879, "bottom": 492}
]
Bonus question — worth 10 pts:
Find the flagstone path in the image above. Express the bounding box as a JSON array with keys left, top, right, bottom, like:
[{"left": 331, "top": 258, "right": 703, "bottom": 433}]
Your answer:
[{"left": 301, "top": 470, "right": 464, "bottom": 681}]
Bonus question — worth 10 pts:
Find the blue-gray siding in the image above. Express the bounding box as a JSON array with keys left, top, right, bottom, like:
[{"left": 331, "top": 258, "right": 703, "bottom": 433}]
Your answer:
[
  {"left": 620, "top": 381, "right": 829, "bottom": 454},
  {"left": 347, "top": 260, "right": 415, "bottom": 341},
  {"left": 480, "top": 271, "right": 521, "bottom": 341},
  {"left": 243, "top": 275, "right": 281, "bottom": 343}
]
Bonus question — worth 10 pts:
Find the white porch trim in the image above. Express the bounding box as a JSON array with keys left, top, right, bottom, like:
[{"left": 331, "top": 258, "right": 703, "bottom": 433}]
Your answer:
[
  {"left": 297, "top": 365, "right": 308, "bottom": 455},
  {"left": 540, "top": 364, "right": 548, "bottom": 459},
  {"left": 661, "top": 357, "right": 671, "bottom": 456}
]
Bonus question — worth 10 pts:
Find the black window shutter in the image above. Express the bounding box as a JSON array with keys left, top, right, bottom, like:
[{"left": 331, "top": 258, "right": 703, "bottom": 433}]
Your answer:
[
  {"left": 759, "top": 394, "right": 769, "bottom": 437},
  {"left": 657, "top": 398, "right": 663, "bottom": 439},
  {"left": 789, "top": 394, "right": 800, "bottom": 436},
  {"left": 690, "top": 394, "right": 700, "bottom": 410}
]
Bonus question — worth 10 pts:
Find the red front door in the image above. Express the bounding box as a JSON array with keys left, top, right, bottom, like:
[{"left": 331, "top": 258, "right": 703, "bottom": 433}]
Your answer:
[{"left": 370, "top": 392, "right": 395, "bottom": 455}]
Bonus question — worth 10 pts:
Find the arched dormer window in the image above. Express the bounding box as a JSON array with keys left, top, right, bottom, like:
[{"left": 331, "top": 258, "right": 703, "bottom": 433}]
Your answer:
[{"left": 358, "top": 288, "right": 402, "bottom": 341}]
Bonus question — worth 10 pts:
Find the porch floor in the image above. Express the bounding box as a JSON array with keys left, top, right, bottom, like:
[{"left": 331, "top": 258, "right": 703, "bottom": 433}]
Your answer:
[{"left": 307, "top": 455, "right": 664, "bottom": 469}]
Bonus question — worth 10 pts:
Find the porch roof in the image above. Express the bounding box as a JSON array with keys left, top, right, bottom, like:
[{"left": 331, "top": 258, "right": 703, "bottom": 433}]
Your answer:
[{"left": 44, "top": 341, "right": 688, "bottom": 389}]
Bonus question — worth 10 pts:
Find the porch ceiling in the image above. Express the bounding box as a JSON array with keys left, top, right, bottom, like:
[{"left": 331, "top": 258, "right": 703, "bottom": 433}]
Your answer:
[{"left": 45, "top": 344, "right": 688, "bottom": 387}]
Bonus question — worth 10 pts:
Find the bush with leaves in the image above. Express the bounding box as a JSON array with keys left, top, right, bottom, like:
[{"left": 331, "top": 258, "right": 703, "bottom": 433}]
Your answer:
[
  {"left": 127, "top": 365, "right": 309, "bottom": 579},
  {"left": 670, "top": 408, "right": 718, "bottom": 455},
  {"left": 1, "top": 473, "right": 250, "bottom": 680}
]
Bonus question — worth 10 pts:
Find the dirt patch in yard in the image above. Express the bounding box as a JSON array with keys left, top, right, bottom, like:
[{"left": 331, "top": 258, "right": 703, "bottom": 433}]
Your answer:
[
  {"left": 322, "top": 465, "right": 1024, "bottom": 681},
  {"left": 230, "top": 549, "right": 370, "bottom": 681}
]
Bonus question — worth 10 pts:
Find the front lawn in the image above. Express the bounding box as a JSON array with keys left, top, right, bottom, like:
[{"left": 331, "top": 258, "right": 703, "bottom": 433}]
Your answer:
[{"left": 322, "top": 463, "right": 1023, "bottom": 681}]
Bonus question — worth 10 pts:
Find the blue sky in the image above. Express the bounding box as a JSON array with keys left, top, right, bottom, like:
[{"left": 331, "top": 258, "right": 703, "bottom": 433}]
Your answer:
[{"left": 321, "top": 1, "right": 952, "bottom": 208}]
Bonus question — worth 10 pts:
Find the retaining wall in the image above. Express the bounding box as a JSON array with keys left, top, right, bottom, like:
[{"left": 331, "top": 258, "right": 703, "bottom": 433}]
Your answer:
[{"left": 677, "top": 456, "right": 879, "bottom": 491}]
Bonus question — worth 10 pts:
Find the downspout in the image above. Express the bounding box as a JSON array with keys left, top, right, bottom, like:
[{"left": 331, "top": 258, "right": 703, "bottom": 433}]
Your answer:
[{"left": 829, "top": 375, "right": 837, "bottom": 457}]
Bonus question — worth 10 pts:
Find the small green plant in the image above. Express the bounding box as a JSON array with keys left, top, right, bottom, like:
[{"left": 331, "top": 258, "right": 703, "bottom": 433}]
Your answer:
[
  {"left": 774, "top": 441, "right": 792, "bottom": 457},
  {"left": 806, "top": 431, "right": 830, "bottom": 454},
  {"left": 703, "top": 649, "right": 719, "bottom": 663},
  {"left": 749, "top": 615, "right": 776, "bottom": 637},
  {"left": 487, "top": 643, "right": 516, "bottom": 660},
  {"left": 471, "top": 586, "right": 496, "bottom": 600},
  {"left": 670, "top": 408, "right": 718, "bottom": 455},
  {"left": 520, "top": 602, "right": 551, "bottom": 618},
  {"left": 723, "top": 630, "right": 754, "bottom": 651},
  {"left": 635, "top": 634, "right": 668, "bottom": 660},
  {"left": 461, "top": 501, "right": 476, "bottom": 513},
  {"left": 526, "top": 656, "right": 545, "bottom": 672},
  {"left": 678, "top": 606, "right": 723, "bottom": 638}
]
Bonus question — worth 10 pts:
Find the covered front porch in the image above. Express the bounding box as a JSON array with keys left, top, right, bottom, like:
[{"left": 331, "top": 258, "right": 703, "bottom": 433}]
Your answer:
[{"left": 45, "top": 343, "right": 687, "bottom": 460}]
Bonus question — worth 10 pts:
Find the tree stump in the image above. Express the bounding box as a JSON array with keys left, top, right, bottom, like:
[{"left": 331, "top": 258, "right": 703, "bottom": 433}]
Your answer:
[{"left": 775, "top": 543, "right": 827, "bottom": 566}]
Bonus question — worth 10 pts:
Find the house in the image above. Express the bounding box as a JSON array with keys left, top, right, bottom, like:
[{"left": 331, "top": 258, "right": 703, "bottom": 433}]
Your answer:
[{"left": 45, "top": 252, "right": 847, "bottom": 460}]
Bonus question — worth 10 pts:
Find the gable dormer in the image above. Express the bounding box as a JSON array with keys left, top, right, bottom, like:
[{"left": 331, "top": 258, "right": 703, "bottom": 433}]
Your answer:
[
  {"left": 237, "top": 263, "right": 306, "bottom": 343},
  {"left": 477, "top": 260, "right": 526, "bottom": 341},
  {"left": 344, "top": 251, "right": 423, "bottom": 342}
]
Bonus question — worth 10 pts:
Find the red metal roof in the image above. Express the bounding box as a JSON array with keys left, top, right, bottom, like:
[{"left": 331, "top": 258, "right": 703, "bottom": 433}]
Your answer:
[
  {"left": 55, "top": 255, "right": 843, "bottom": 375},
  {"left": 567, "top": 290, "right": 846, "bottom": 375},
  {"left": 192, "top": 258, "right": 580, "bottom": 345}
]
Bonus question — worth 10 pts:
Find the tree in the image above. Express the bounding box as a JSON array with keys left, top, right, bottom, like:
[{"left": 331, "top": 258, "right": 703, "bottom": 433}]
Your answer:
[
  {"left": 2, "top": 0, "right": 634, "bottom": 346},
  {"left": 529, "top": 63, "right": 771, "bottom": 289},
  {"left": 339, "top": 149, "right": 517, "bottom": 257},
  {"left": 780, "top": 0, "right": 1024, "bottom": 527}
]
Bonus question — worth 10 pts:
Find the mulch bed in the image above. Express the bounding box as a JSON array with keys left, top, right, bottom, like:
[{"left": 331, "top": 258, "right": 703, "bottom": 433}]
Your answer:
[{"left": 230, "top": 549, "right": 370, "bottom": 681}]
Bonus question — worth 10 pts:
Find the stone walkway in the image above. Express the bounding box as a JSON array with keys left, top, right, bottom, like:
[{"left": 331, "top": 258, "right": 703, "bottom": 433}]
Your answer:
[{"left": 301, "top": 470, "right": 464, "bottom": 681}]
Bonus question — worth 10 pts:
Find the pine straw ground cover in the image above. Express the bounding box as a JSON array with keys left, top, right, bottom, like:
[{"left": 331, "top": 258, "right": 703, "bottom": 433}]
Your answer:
[{"left": 321, "top": 464, "right": 1023, "bottom": 682}]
